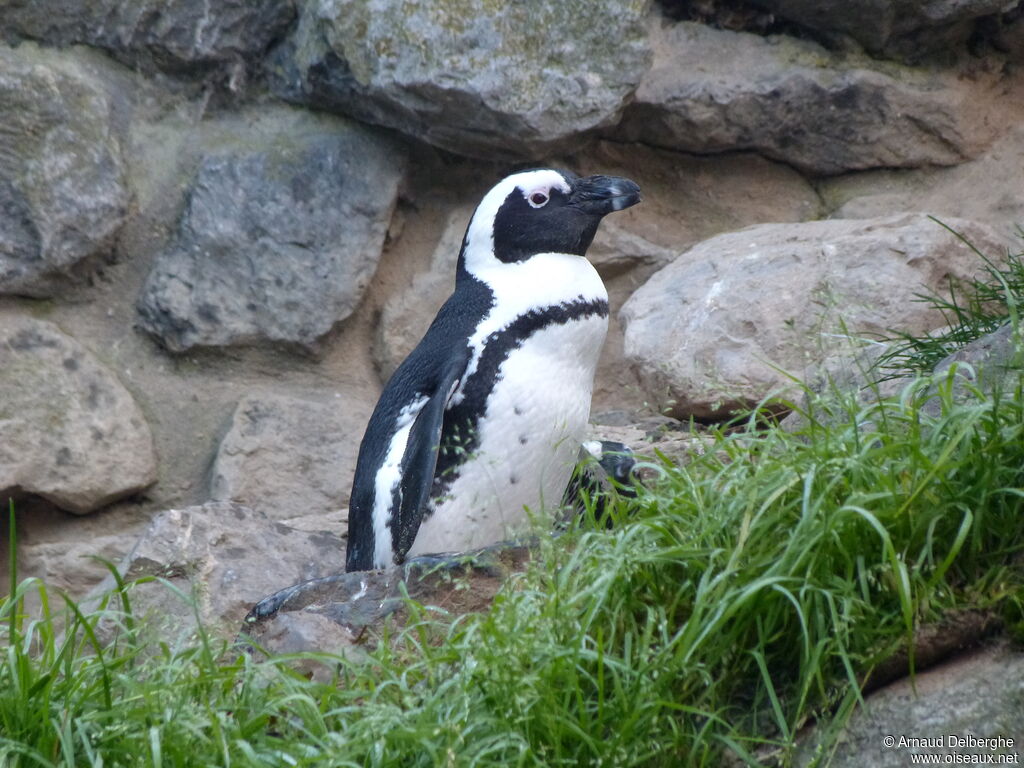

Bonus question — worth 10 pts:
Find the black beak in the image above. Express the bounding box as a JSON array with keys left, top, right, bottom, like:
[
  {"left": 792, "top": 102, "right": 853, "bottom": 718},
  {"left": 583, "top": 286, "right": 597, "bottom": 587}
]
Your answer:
[{"left": 571, "top": 175, "right": 642, "bottom": 216}]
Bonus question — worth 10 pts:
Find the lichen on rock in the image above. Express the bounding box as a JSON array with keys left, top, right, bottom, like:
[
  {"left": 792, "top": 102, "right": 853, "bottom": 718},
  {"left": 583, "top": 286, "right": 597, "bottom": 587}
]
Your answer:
[{"left": 268, "top": 0, "right": 653, "bottom": 159}]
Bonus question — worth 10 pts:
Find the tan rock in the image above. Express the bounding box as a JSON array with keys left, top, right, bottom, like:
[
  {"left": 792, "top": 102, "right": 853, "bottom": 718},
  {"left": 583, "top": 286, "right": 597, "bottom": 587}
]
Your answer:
[
  {"left": 5, "top": 498, "right": 151, "bottom": 599},
  {"left": 747, "top": 0, "right": 1016, "bottom": 55},
  {"left": 621, "top": 214, "right": 1011, "bottom": 419},
  {"left": 210, "top": 391, "right": 376, "bottom": 528},
  {"left": 796, "top": 640, "right": 1024, "bottom": 767},
  {"left": 0, "top": 315, "right": 157, "bottom": 513},
  {"left": 89, "top": 502, "right": 346, "bottom": 639},
  {"left": 374, "top": 203, "right": 471, "bottom": 380},
  {"left": 615, "top": 19, "right": 1002, "bottom": 175},
  {"left": 0, "top": 44, "right": 128, "bottom": 296},
  {"left": 821, "top": 122, "right": 1024, "bottom": 234},
  {"left": 268, "top": 0, "right": 652, "bottom": 159}
]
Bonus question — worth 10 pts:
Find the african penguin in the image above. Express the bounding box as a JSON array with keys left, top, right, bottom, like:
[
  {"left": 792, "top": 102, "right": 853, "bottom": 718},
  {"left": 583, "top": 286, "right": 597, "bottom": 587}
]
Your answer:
[{"left": 345, "top": 168, "right": 641, "bottom": 572}]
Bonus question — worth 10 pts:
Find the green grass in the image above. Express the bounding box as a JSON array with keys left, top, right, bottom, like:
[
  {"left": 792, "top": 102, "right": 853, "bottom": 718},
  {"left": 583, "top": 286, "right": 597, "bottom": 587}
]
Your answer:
[
  {"left": 3, "top": 233, "right": 1024, "bottom": 766},
  {"left": 3, "top": 371, "right": 1023, "bottom": 767}
]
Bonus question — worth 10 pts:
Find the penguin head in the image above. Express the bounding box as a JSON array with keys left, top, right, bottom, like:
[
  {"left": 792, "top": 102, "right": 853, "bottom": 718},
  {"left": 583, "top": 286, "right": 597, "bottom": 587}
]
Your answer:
[
  {"left": 460, "top": 168, "right": 641, "bottom": 276},
  {"left": 582, "top": 439, "right": 637, "bottom": 490}
]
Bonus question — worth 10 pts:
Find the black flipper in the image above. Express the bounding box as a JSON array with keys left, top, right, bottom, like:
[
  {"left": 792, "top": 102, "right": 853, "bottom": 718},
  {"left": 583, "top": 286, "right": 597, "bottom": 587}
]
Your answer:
[{"left": 391, "top": 351, "right": 468, "bottom": 562}]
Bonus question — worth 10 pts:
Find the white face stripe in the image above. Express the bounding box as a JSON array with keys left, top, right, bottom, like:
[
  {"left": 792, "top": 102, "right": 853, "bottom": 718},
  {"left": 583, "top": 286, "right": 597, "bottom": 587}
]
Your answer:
[
  {"left": 371, "top": 395, "right": 429, "bottom": 568},
  {"left": 463, "top": 169, "right": 572, "bottom": 277}
]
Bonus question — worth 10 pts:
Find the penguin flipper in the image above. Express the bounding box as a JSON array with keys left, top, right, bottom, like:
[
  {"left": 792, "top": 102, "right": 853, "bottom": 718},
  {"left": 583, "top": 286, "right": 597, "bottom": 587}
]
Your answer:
[{"left": 392, "top": 353, "right": 467, "bottom": 560}]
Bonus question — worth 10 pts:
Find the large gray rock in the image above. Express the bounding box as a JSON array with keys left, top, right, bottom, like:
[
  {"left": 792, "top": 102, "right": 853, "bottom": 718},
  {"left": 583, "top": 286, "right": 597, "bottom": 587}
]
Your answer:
[
  {"left": 0, "top": 0, "right": 295, "bottom": 75},
  {"left": 268, "top": 0, "right": 652, "bottom": 160},
  {"left": 0, "top": 45, "right": 128, "bottom": 297},
  {"left": 137, "top": 111, "right": 405, "bottom": 352},
  {"left": 615, "top": 21, "right": 997, "bottom": 175},
  {"left": 209, "top": 391, "right": 376, "bottom": 529},
  {"left": 797, "top": 641, "right": 1024, "bottom": 767},
  {"left": 746, "top": 0, "right": 1018, "bottom": 56},
  {"left": 620, "top": 214, "right": 1009, "bottom": 419},
  {"left": 89, "top": 502, "right": 345, "bottom": 639},
  {"left": 0, "top": 315, "right": 157, "bottom": 513}
]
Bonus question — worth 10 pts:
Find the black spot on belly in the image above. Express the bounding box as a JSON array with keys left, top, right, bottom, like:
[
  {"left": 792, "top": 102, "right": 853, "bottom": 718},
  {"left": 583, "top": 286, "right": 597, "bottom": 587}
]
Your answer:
[
  {"left": 509, "top": 474, "right": 518, "bottom": 485},
  {"left": 514, "top": 406, "right": 524, "bottom": 416},
  {"left": 519, "top": 435, "right": 528, "bottom": 445}
]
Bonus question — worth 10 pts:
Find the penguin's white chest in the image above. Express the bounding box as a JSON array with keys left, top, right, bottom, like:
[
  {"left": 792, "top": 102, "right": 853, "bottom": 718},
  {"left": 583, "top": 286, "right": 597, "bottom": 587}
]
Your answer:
[{"left": 407, "top": 310, "right": 607, "bottom": 558}]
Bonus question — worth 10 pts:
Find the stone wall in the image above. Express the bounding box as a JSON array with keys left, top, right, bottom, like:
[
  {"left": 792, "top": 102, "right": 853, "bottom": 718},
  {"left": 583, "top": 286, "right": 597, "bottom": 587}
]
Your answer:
[{"left": 1, "top": 0, "right": 1022, "bottom": 597}]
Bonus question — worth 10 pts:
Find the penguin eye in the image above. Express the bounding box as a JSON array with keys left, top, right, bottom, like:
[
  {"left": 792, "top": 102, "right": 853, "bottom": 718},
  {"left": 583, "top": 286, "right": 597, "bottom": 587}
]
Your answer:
[{"left": 527, "top": 191, "right": 549, "bottom": 208}]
